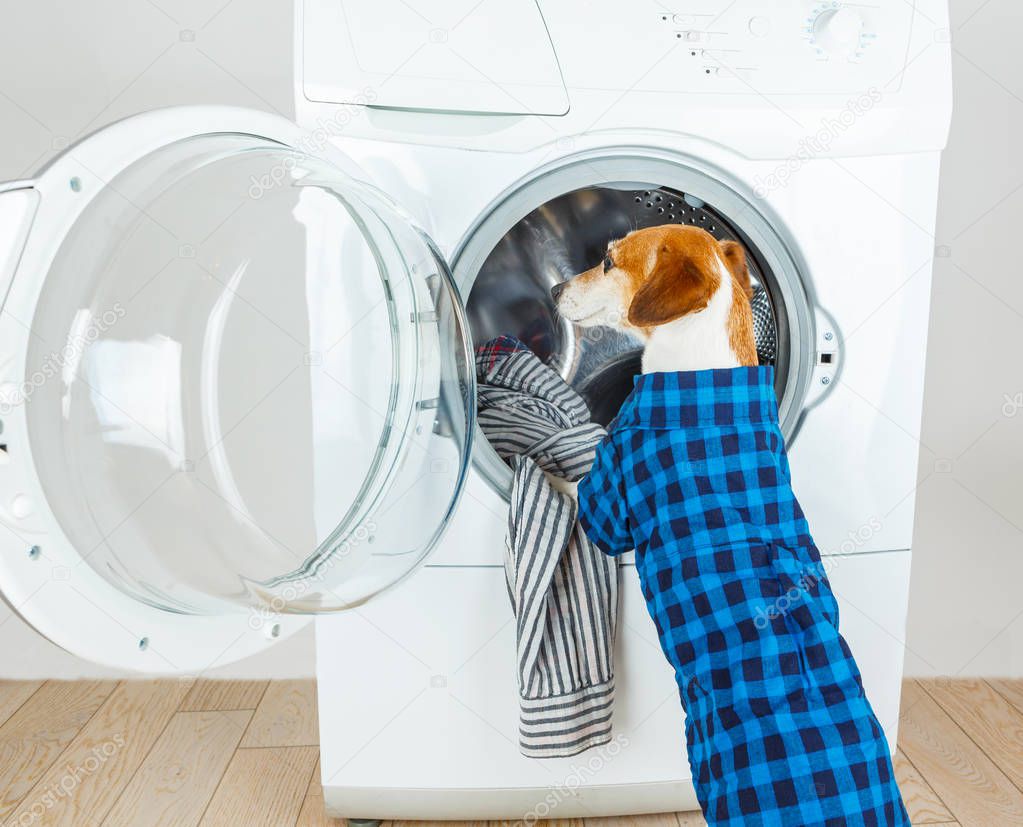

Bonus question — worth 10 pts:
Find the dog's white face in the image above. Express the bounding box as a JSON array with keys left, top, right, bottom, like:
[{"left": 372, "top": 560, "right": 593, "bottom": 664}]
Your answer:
[
  {"left": 553, "top": 242, "right": 633, "bottom": 331},
  {"left": 553, "top": 225, "right": 758, "bottom": 367}
]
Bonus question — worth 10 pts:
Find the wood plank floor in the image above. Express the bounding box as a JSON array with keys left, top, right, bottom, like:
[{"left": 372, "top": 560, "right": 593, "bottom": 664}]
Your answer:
[{"left": 0, "top": 679, "right": 1019, "bottom": 826}]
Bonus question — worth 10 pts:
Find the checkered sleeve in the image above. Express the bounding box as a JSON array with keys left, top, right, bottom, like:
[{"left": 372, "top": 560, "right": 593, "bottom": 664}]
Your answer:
[{"left": 577, "top": 434, "right": 633, "bottom": 557}]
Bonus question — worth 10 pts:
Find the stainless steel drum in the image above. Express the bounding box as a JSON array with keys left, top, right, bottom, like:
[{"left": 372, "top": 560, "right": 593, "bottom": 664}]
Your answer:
[{"left": 452, "top": 151, "right": 816, "bottom": 496}]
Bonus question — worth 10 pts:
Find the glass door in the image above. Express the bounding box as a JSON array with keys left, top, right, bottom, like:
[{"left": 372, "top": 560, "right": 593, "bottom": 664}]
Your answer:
[{"left": 4, "top": 118, "right": 474, "bottom": 622}]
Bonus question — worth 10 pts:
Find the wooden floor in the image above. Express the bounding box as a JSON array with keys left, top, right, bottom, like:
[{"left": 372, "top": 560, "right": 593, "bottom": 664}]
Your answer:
[{"left": 0, "top": 679, "right": 1020, "bottom": 826}]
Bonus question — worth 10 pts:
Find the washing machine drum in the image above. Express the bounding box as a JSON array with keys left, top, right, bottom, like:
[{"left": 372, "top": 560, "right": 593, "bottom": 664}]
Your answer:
[
  {"left": 0, "top": 112, "right": 475, "bottom": 642},
  {"left": 467, "top": 186, "right": 787, "bottom": 426}
]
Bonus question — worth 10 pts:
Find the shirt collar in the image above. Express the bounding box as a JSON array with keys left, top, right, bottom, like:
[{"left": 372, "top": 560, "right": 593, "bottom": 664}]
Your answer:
[{"left": 613, "top": 366, "right": 779, "bottom": 430}]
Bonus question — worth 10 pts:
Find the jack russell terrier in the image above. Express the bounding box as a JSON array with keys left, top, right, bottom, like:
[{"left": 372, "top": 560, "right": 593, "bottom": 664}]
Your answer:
[
  {"left": 552, "top": 224, "right": 908, "bottom": 826},
  {"left": 551, "top": 224, "right": 756, "bottom": 373}
]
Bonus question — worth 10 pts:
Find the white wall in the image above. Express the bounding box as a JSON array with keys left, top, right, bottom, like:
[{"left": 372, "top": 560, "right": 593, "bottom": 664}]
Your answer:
[
  {"left": 0, "top": 0, "right": 1019, "bottom": 678},
  {"left": 906, "top": 0, "right": 1023, "bottom": 677}
]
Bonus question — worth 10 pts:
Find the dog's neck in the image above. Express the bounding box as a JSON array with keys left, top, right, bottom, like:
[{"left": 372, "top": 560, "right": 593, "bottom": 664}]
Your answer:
[{"left": 640, "top": 274, "right": 743, "bottom": 374}]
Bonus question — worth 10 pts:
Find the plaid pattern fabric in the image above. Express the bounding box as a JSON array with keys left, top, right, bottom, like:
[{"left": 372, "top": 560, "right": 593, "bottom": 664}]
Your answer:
[{"left": 578, "top": 367, "right": 908, "bottom": 826}]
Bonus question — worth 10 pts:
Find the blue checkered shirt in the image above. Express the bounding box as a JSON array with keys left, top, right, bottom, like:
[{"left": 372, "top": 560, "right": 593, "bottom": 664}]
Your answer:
[{"left": 578, "top": 367, "right": 908, "bottom": 826}]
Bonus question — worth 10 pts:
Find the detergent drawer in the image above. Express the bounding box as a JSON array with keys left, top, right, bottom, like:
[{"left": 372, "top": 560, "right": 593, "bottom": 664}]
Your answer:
[{"left": 301, "top": 0, "right": 569, "bottom": 116}]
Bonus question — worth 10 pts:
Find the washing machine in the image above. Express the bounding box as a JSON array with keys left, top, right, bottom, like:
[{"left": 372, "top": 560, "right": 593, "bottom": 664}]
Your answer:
[{"left": 0, "top": 0, "right": 951, "bottom": 821}]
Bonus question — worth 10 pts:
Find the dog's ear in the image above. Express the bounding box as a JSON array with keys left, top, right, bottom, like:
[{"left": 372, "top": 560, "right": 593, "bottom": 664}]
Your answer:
[
  {"left": 627, "top": 245, "right": 717, "bottom": 327},
  {"left": 720, "top": 240, "right": 754, "bottom": 300}
]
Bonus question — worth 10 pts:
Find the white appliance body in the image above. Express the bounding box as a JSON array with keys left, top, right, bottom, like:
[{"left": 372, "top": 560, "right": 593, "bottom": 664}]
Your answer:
[{"left": 299, "top": 0, "right": 952, "bottom": 819}]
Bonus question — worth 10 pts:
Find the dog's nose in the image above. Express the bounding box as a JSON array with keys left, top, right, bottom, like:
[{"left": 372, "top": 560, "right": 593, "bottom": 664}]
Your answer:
[{"left": 551, "top": 282, "right": 567, "bottom": 302}]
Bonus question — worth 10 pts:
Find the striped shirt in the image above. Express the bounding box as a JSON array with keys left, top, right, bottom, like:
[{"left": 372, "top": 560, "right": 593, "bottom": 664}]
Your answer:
[{"left": 476, "top": 337, "right": 619, "bottom": 759}]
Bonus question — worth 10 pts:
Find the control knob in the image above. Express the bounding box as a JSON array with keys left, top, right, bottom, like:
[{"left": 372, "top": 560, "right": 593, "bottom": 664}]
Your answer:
[{"left": 812, "top": 7, "right": 864, "bottom": 57}]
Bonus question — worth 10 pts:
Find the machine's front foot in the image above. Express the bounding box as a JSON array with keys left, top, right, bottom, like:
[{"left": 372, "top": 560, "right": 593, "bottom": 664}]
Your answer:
[{"left": 347, "top": 819, "right": 382, "bottom": 827}]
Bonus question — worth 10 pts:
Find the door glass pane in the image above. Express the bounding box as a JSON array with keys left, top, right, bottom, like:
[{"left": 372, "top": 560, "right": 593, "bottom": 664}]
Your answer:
[{"left": 25, "top": 134, "right": 473, "bottom": 616}]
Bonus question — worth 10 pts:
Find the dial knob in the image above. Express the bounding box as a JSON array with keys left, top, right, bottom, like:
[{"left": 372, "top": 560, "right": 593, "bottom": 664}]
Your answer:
[{"left": 812, "top": 7, "right": 864, "bottom": 57}]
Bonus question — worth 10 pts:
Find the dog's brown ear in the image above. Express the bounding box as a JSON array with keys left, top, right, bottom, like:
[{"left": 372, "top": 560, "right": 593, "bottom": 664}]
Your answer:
[
  {"left": 720, "top": 240, "right": 754, "bottom": 300},
  {"left": 627, "top": 245, "right": 717, "bottom": 327}
]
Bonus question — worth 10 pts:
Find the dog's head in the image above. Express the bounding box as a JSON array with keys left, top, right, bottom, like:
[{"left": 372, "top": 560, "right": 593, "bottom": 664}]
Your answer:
[{"left": 552, "top": 225, "right": 757, "bottom": 364}]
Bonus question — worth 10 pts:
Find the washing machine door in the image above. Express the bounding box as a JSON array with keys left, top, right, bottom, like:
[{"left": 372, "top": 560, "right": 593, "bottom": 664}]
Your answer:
[{"left": 0, "top": 107, "right": 475, "bottom": 671}]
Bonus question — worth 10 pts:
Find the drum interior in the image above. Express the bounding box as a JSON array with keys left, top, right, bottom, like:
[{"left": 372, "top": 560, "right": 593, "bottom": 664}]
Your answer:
[{"left": 465, "top": 185, "right": 781, "bottom": 425}]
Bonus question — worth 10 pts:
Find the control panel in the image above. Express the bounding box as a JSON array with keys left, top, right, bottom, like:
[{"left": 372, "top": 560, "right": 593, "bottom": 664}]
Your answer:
[{"left": 538, "top": 1, "right": 917, "bottom": 96}]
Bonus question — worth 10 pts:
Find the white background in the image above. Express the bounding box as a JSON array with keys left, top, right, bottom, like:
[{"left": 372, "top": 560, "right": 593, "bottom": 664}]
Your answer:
[{"left": 0, "top": 0, "right": 1020, "bottom": 679}]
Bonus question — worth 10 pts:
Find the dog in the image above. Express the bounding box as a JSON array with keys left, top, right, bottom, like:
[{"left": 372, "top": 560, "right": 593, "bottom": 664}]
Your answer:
[
  {"left": 545, "top": 225, "right": 757, "bottom": 499},
  {"left": 556, "top": 225, "right": 909, "bottom": 824},
  {"left": 551, "top": 224, "right": 758, "bottom": 373}
]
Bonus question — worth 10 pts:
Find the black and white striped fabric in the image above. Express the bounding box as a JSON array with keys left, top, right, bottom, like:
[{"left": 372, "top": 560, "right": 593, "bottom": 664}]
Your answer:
[{"left": 476, "top": 336, "right": 619, "bottom": 759}]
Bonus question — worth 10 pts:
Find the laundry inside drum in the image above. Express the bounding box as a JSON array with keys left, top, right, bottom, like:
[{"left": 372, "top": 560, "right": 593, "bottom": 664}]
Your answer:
[{"left": 465, "top": 185, "right": 782, "bottom": 427}]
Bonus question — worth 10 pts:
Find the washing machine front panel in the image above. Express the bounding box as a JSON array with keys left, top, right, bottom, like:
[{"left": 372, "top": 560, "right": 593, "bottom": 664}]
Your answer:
[
  {"left": 0, "top": 107, "right": 475, "bottom": 670},
  {"left": 323, "top": 135, "right": 937, "bottom": 566}
]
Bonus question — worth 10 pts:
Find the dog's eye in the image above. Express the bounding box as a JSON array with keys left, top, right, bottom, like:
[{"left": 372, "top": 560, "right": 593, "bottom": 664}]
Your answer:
[{"left": 603, "top": 254, "right": 614, "bottom": 273}]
